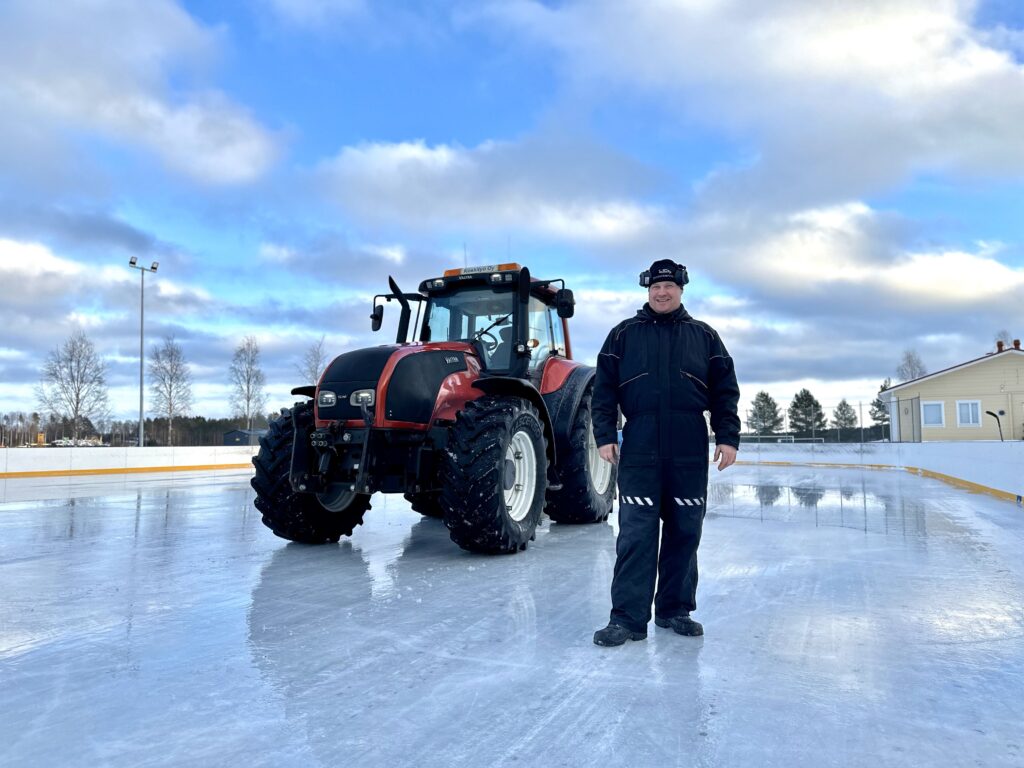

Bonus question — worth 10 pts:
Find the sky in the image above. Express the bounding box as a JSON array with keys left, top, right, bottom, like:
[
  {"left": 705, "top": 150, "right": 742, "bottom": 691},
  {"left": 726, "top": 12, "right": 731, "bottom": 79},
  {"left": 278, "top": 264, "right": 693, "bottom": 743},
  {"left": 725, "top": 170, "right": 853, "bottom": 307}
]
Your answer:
[{"left": 1, "top": 0, "right": 1023, "bottom": 427}]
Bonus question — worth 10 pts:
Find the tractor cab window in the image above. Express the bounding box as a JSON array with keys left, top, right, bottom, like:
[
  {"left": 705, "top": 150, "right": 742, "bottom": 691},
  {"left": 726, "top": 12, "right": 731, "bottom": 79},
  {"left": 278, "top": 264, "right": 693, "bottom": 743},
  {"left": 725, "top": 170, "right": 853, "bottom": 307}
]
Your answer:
[
  {"left": 422, "top": 286, "right": 517, "bottom": 371},
  {"left": 526, "top": 296, "right": 564, "bottom": 373}
]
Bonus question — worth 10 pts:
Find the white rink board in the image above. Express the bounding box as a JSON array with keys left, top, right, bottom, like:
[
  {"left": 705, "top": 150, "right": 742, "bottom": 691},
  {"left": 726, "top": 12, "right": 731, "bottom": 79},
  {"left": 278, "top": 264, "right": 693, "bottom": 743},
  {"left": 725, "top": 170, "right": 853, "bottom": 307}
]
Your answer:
[{"left": 0, "top": 446, "right": 259, "bottom": 476}]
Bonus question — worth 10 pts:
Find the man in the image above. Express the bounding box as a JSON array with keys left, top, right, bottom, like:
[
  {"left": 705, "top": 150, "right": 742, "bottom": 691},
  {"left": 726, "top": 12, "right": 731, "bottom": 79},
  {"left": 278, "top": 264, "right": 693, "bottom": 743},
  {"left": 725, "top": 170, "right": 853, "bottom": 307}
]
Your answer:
[{"left": 592, "top": 259, "right": 740, "bottom": 647}]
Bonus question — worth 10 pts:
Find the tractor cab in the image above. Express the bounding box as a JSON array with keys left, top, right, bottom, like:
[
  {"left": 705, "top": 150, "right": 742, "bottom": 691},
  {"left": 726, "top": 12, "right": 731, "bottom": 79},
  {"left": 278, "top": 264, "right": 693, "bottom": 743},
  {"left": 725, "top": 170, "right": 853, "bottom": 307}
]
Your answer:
[{"left": 372, "top": 263, "right": 575, "bottom": 381}]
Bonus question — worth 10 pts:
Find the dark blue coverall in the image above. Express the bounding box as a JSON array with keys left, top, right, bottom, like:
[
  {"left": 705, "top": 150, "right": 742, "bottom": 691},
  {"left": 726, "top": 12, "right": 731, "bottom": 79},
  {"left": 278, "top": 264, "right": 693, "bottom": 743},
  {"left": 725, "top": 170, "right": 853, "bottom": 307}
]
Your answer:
[{"left": 592, "top": 303, "right": 741, "bottom": 633}]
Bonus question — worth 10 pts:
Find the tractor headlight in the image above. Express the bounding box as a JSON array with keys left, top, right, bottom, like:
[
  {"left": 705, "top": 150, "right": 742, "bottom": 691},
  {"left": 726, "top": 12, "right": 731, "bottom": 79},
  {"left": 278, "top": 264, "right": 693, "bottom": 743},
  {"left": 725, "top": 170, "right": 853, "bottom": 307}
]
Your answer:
[
  {"left": 432, "top": 279, "right": 444, "bottom": 288},
  {"left": 317, "top": 390, "right": 337, "bottom": 407},
  {"left": 350, "top": 389, "right": 375, "bottom": 407}
]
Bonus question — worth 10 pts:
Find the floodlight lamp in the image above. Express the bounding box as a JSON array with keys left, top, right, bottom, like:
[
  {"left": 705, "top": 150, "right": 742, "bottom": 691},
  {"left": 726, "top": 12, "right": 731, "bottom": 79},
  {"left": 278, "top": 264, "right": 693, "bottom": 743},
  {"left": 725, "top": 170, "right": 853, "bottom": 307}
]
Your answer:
[
  {"left": 129, "top": 256, "right": 138, "bottom": 266},
  {"left": 151, "top": 261, "right": 159, "bottom": 272}
]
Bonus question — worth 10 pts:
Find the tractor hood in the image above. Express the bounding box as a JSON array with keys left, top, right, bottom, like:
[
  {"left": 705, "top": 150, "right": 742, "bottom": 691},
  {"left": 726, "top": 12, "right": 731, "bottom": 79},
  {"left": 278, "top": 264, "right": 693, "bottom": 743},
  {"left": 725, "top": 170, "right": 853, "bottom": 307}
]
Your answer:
[{"left": 316, "top": 343, "right": 474, "bottom": 426}]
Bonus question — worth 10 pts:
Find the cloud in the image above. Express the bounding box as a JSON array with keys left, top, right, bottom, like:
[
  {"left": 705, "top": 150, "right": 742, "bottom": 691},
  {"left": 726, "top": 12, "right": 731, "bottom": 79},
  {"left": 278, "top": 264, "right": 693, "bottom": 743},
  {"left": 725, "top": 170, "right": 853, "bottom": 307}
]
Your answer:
[
  {"left": 262, "top": 0, "right": 368, "bottom": 27},
  {"left": 693, "top": 201, "right": 1024, "bottom": 312},
  {"left": 0, "top": 0, "right": 277, "bottom": 185},
  {"left": 673, "top": 201, "right": 1023, "bottom": 390},
  {"left": 0, "top": 238, "right": 216, "bottom": 378},
  {"left": 0, "top": 204, "right": 180, "bottom": 260},
  {"left": 258, "top": 243, "right": 298, "bottom": 264},
  {"left": 254, "top": 231, "right": 453, "bottom": 294},
  {"left": 482, "top": 0, "right": 1024, "bottom": 208},
  {"left": 317, "top": 137, "right": 665, "bottom": 242}
]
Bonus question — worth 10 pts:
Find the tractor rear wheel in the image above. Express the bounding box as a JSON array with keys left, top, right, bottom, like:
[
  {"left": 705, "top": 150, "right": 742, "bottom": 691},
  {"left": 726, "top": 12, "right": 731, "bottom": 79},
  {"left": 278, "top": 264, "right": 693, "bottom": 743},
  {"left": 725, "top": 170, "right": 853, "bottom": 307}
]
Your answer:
[
  {"left": 252, "top": 403, "right": 370, "bottom": 544},
  {"left": 440, "top": 395, "right": 548, "bottom": 554},
  {"left": 404, "top": 492, "right": 444, "bottom": 519},
  {"left": 545, "top": 387, "right": 616, "bottom": 523}
]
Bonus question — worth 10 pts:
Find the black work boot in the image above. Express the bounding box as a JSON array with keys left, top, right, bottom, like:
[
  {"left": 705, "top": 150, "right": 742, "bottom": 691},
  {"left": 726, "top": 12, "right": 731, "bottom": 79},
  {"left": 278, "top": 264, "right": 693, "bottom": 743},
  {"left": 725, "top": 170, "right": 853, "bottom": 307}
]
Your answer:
[
  {"left": 655, "top": 614, "right": 704, "bottom": 636},
  {"left": 593, "top": 623, "right": 647, "bottom": 647}
]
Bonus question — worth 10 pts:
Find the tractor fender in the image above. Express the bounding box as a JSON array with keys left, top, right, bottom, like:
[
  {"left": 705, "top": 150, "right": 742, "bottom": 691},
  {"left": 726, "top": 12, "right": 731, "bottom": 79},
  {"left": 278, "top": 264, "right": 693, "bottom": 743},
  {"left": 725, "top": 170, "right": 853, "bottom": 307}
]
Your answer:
[
  {"left": 540, "top": 365, "right": 596, "bottom": 463},
  {"left": 471, "top": 377, "right": 557, "bottom": 473}
]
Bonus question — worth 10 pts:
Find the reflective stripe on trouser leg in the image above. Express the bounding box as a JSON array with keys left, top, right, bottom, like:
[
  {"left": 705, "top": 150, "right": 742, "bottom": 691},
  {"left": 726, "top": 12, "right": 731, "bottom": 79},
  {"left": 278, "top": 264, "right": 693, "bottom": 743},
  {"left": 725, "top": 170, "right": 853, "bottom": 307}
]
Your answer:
[
  {"left": 609, "top": 465, "right": 660, "bottom": 632},
  {"left": 654, "top": 462, "right": 708, "bottom": 619}
]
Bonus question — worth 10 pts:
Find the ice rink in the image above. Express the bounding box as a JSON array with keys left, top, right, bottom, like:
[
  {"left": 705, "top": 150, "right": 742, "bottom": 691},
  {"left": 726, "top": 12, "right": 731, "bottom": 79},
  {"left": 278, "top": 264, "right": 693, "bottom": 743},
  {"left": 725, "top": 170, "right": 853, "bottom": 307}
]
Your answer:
[{"left": 2, "top": 465, "right": 1022, "bottom": 767}]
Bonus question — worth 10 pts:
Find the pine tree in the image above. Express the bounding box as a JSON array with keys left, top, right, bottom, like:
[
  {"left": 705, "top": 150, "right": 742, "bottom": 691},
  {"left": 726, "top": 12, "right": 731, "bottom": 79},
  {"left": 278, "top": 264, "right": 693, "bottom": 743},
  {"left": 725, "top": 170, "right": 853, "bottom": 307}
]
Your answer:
[
  {"left": 788, "top": 389, "right": 827, "bottom": 436},
  {"left": 869, "top": 378, "right": 891, "bottom": 426},
  {"left": 832, "top": 399, "right": 858, "bottom": 437},
  {"left": 748, "top": 391, "right": 784, "bottom": 435}
]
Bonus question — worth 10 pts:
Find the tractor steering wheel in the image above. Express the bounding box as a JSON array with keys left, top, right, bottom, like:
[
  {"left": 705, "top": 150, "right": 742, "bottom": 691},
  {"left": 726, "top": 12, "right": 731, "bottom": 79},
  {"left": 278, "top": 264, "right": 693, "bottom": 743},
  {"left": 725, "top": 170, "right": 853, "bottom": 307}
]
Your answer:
[{"left": 477, "top": 330, "right": 499, "bottom": 352}]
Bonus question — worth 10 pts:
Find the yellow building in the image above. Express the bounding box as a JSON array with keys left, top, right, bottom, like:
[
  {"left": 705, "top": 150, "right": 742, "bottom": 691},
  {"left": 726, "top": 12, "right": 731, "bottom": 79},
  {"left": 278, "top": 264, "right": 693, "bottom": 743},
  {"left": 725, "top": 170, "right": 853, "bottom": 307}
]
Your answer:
[{"left": 886, "top": 341, "right": 1024, "bottom": 442}]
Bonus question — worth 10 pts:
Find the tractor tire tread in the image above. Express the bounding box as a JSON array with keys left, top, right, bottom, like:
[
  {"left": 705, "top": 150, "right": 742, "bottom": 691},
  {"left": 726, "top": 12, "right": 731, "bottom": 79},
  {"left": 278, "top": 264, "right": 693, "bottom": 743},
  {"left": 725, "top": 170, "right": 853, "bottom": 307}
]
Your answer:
[
  {"left": 251, "top": 403, "right": 370, "bottom": 544},
  {"left": 440, "top": 396, "right": 547, "bottom": 554}
]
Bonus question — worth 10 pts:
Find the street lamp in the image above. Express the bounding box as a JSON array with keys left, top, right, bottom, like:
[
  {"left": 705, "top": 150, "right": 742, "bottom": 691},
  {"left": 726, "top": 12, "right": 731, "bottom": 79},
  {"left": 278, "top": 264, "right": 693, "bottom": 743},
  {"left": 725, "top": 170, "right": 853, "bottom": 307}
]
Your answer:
[{"left": 128, "top": 257, "right": 159, "bottom": 447}]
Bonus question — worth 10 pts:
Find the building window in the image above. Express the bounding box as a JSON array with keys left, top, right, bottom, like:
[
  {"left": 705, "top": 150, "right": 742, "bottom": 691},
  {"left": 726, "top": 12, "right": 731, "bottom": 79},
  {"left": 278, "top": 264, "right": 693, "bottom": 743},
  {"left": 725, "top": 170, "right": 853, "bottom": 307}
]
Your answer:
[
  {"left": 921, "top": 401, "right": 945, "bottom": 427},
  {"left": 956, "top": 400, "right": 981, "bottom": 427}
]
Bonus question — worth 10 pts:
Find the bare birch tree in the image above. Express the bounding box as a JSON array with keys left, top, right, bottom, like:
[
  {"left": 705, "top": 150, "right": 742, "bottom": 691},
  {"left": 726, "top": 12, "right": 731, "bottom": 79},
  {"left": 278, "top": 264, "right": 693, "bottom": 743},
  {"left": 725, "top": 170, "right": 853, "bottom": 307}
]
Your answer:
[
  {"left": 295, "top": 335, "right": 328, "bottom": 384},
  {"left": 895, "top": 349, "right": 926, "bottom": 382},
  {"left": 230, "top": 336, "right": 267, "bottom": 433},
  {"left": 149, "top": 335, "right": 194, "bottom": 446},
  {"left": 36, "top": 330, "right": 109, "bottom": 441}
]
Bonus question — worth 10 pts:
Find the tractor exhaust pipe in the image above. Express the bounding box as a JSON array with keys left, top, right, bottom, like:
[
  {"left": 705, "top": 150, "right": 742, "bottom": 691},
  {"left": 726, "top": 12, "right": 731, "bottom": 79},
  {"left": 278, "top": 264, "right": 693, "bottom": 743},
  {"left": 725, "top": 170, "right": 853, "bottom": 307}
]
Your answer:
[{"left": 389, "top": 276, "right": 412, "bottom": 342}]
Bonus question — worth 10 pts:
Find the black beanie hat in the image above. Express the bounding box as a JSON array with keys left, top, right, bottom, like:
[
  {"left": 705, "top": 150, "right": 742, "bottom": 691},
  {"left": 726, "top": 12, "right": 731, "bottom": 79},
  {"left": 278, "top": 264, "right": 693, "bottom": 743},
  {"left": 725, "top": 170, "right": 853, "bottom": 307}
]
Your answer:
[{"left": 648, "top": 259, "right": 683, "bottom": 286}]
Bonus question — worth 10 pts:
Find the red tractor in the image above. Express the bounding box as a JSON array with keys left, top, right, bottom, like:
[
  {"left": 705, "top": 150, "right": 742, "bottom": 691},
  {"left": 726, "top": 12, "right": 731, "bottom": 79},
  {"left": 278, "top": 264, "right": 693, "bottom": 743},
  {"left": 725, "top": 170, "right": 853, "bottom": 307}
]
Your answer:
[{"left": 251, "top": 263, "right": 616, "bottom": 554}]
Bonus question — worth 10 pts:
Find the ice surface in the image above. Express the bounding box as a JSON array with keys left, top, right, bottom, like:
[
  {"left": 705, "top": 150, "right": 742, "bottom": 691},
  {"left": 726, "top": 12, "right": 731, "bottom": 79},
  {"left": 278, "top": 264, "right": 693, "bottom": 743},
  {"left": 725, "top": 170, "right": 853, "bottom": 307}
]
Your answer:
[{"left": 1, "top": 466, "right": 1022, "bottom": 767}]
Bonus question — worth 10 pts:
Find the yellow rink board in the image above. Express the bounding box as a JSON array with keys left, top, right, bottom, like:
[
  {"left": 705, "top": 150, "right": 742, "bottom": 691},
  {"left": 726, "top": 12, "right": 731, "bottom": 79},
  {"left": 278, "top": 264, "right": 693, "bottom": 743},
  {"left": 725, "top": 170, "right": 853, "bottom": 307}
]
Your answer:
[{"left": 0, "top": 463, "right": 254, "bottom": 480}]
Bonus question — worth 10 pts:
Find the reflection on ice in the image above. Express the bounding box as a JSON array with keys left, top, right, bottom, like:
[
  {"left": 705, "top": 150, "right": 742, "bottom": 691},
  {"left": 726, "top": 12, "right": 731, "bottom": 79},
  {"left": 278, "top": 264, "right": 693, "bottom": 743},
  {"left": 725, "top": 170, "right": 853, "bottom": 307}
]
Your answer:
[{"left": 708, "top": 474, "right": 929, "bottom": 538}]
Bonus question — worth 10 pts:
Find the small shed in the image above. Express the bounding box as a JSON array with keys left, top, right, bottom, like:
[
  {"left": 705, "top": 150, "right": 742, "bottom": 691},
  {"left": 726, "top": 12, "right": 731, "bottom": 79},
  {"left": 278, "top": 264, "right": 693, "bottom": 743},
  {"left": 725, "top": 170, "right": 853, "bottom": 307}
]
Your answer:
[
  {"left": 223, "top": 429, "right": 267, "bottom": 446},
  {"left": 886, "top": 340, "right": 1024, "bottom": 442}
]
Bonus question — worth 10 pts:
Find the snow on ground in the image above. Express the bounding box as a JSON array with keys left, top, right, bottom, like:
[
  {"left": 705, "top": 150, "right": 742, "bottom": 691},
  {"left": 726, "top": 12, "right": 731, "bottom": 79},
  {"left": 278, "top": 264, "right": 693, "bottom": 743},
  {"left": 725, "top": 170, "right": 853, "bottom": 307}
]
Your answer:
[{"left": 1, "top": 466, "right": 1022, "bottom": 767}]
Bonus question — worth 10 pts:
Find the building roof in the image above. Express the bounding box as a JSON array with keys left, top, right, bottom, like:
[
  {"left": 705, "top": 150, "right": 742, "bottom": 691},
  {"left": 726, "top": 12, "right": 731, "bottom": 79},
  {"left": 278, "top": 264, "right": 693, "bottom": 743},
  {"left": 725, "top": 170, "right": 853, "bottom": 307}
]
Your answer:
[{"left": 886, "top": 347, "right": 1024, "bottom": 394}]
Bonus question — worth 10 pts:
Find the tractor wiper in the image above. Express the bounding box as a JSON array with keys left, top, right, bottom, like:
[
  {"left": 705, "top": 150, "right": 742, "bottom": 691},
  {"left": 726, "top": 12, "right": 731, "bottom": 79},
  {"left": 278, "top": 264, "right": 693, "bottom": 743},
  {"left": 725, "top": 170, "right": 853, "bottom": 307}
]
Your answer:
[{"left": 473, "top": 313, "right": 513, "bottom": 342}]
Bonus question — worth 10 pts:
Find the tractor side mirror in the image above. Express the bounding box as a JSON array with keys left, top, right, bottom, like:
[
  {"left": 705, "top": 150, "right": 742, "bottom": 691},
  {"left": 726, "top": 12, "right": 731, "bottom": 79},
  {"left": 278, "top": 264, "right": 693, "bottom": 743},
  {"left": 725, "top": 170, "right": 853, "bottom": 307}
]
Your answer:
[
  {"left": 370, "top": 304, "right": 384, "bottom": 332},
  {"left": 518, "top": 266, "right": 532, "bottom": 303},
  {"left": 555, "top": 288, "right": 575, "bottom": 318}
]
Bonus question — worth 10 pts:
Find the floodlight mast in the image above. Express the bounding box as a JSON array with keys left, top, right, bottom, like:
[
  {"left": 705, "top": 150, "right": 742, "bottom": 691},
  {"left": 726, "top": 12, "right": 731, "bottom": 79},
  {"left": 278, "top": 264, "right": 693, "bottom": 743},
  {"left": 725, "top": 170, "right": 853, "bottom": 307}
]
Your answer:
[{"left": 128, "top": 258, "right": 159, "bottom": 447}]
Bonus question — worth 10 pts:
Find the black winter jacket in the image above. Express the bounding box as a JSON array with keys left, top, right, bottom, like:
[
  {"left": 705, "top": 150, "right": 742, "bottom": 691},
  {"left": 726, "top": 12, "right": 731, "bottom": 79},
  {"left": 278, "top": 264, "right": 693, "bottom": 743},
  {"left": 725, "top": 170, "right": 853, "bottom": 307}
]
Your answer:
[{"left": 592, "top": 303, "right": 741, "bottom": 463}]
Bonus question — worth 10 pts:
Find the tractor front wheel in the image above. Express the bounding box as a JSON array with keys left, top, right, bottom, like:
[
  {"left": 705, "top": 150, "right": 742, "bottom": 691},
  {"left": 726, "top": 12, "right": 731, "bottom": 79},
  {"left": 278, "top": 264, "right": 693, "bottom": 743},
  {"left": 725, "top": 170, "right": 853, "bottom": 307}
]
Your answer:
[
  {"left": 252, "top": 403, "right": 370, "bottom": 544},
  {"left": 440, "top": 395, "right": 548, "bottom": 554}
]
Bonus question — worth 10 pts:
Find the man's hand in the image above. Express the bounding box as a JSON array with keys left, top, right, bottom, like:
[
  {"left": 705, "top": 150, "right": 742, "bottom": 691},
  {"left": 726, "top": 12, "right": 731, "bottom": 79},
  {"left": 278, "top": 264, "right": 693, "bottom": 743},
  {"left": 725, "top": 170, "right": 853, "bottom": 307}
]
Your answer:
[
  {"left": 598, "top": 443, "right": 619, "bottom": 465},
  {"left": 714, "top": 444, "right": 737, "bottom": 471}
]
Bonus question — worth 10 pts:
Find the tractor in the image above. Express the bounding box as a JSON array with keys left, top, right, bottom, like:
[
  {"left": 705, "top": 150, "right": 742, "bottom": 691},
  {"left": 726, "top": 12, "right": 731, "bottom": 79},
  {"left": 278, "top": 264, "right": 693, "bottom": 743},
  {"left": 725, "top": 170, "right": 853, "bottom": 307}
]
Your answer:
[{"left": 251, "top": 263, "right": 616, "bottom": 554}]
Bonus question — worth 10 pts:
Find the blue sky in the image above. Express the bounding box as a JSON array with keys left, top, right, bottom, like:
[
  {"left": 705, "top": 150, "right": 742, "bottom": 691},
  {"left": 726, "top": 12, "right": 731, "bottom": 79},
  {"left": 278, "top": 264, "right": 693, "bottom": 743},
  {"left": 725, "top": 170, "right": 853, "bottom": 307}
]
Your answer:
[{"left": 1, "top": 0, "right": 1023, "bottom": 425}]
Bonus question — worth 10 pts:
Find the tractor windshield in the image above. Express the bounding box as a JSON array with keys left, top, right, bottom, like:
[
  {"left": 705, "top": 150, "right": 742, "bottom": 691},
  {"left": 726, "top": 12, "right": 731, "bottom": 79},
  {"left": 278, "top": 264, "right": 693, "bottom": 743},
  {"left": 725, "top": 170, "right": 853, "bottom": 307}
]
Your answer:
[{"left": 421, "top": 286, "right": 517, "bottom": 370}]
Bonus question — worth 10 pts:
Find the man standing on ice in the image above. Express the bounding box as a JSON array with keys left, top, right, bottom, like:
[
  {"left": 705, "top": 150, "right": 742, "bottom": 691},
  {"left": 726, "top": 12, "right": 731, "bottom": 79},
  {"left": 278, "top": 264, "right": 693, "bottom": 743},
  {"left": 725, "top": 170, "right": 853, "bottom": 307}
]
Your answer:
[{"left": 591, "top": 259, "right": 741, "bottom": 647}]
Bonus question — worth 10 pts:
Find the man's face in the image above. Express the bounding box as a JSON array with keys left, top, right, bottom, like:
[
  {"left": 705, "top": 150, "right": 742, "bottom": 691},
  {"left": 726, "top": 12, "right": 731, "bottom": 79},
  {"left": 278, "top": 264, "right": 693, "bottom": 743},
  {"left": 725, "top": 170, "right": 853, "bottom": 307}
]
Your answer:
[{"left": 648, "top": 279, "right": 682, "bottom": 314}]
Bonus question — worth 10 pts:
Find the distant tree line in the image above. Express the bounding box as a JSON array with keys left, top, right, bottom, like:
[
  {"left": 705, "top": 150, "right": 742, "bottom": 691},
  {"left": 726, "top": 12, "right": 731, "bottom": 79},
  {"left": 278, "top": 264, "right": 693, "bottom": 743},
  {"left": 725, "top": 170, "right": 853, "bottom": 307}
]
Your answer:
[
  {"left": 3, "top": 329, "right": 327, "bottom": 447},
  {"left": 0, "top": 413, "right": 274, "bottom": 447},
  {"left": 9, "top": 330, "right": 1013, "bottom": 447}
]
